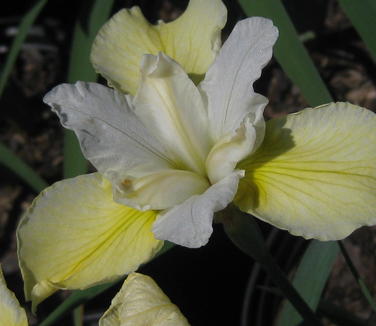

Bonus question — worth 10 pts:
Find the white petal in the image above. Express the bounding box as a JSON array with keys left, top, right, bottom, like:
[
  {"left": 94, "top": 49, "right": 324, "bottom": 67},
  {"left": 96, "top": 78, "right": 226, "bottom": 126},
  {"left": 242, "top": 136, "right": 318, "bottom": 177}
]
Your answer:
[
  {"left": 153, "top": 171, "right": 244, "bottom": 248},
  {"left": 115, "top": 169, "right": 209, "bottom": 211},
  {"left": 200, "top": 17, "right": 278, "bottom": 140},
  {"left": 157, "top": 0, "right": 227, "bottom": 77},
  {"left": 44, "top": 82, "right": 172, "bottom": 188},
  {"left": 133, "top": 53, "right": 210, "bottom": 175},
  {"left": 206, "top": 106, "right": 264, "bottom": 184}
]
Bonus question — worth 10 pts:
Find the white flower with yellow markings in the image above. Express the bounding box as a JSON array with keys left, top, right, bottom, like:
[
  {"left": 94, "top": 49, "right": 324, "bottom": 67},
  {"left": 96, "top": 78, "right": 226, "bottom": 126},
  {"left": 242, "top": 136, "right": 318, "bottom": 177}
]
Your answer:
[
  {"left": 18, "top": 11, "right": 277, "bottom": 308},
  {"left": 42, "top": 17, "right": 278, "bottom": 249},
  {"left": 17, "top": 0, "right": 376, "bottom": 311},
  {"left": 17, "top": 0, "right": 231, "bottom": 308}
]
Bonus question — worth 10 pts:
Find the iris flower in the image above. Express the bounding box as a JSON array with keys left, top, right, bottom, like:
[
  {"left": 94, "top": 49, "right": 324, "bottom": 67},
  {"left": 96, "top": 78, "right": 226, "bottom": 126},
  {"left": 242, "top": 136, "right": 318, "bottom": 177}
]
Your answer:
[
  {"left": 0, "top": 266, "right": 187, "bottom": 326},
  {"left": 17, "top": 0, "right": 228, "bottom": 308},
  {"left": 17, "top": 0, "right": 376, "bottom": 311}
]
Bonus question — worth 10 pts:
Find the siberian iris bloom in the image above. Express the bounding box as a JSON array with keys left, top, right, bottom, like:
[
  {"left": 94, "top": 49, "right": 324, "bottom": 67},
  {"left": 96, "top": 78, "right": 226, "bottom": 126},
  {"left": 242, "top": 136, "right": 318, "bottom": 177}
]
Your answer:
[
  {"left": 17, "top": 0, "right": 376, "bottom": 311},
  {"left": 17, "top": 0, "right": 228, "bottom": 308}
]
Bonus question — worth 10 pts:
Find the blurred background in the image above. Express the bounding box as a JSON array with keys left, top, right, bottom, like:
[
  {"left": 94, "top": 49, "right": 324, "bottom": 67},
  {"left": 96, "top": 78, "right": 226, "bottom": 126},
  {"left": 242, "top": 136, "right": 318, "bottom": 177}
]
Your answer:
[{"left": 1, "top": 0, "right": 376, "bottom": 325}]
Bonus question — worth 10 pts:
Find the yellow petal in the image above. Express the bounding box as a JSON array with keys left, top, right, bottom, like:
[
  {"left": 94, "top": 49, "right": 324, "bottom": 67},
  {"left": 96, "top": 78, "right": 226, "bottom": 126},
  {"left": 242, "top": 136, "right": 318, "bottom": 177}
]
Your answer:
[
  {"left": 17, "top": 173, "right": 162, "bottom": 310},
  {"left": 91, "top": 7, "right": 160, "bottom": 95},
  {"left": 120, "top": 169, "right": 209, "bottom": 211},
  {"left": 99, "top": 273, "right": 190, "bottom": 326},
  {"left": 235, "top": 102, "right": 376, "bottom": 240},
  {"left": 157, "top": 0, "right": 227, "bottom": 76},
  {"left": 91, "top": 0, "right": 226, "bottom": 95},
  {"left": 0, "top": 266, "right": 28, "bottom": 326}
]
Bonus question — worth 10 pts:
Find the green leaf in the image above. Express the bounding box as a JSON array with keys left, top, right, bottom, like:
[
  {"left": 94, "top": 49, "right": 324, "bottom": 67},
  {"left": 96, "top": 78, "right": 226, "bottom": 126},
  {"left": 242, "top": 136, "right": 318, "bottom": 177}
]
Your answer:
[
  {"left": 239, "top": 0, "right": 333, "bottom": 106},
  {"left": 0, "top": 141, "right": 48, "bottom": 192},
  {"left": 64, "top": 0, "right": 115, "bottom": 178},
  {"left": 338, "top": 0, "right": 376, "bottom": 61},
  {"left": 277, "top": 241, "right": 339, "bottom": 326},
  {"left": 39, "top": 281, "right": 116, "bottom": 326},
  {"left": 223, "top": 208, "right": 323, "bottom": 326},
  {"left": 0, "top": 0, "right": 48, "bottom": 98},
  {"left": 73, "top": 305, "right": 84, "bottom": 326},
  {"left": 63, "top": 131, "right": 87, "bottom": 178}
]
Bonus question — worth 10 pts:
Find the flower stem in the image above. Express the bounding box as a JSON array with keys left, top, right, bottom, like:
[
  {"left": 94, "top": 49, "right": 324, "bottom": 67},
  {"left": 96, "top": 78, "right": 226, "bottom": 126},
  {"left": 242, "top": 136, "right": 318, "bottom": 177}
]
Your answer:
[
  {"left": 222, "top": 206, "right": 323, "bottom": 326},
  {"left": 73, "top": 305, "right": 84, "bottom": 326}
]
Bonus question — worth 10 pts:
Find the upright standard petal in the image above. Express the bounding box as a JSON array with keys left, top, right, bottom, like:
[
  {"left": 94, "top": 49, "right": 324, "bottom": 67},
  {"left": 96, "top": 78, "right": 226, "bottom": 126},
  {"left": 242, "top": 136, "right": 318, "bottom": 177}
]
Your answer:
[
  {"left": 153, "top": 171, "right": 244, "bottom": 248},
  {"left": 17, "top": 173, "right": 162, "bottom": 309},
  {"left": 235, "top": 102, "right": 376, "bottom": 240},
  {"left": 0, "top": 267, "right": 28, "bottom": 326},
  {"left": 157, "top": 0, "right": 227, "bottom": 76},
  {"left": 91, "top": 7, "right": 160, "bottom": 95},
  {"left": 99, "top": 273, "right": 190, "bottom": 326},
  {"left": 44, "top": 81, "right": 172, "bottom": 193},
  {"left": 91, "top": 0, "right": 227, "bottom": 95},
  {"left": 200, "top": 17, "right": 278, "bottom": 140},
  {"left": 134, "top": 53, "right": 210, "bottom": 175}
]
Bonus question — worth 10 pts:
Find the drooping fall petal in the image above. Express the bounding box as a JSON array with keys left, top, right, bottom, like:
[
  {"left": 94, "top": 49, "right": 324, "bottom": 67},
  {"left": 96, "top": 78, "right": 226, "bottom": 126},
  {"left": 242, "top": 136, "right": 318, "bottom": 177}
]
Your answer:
[
  {"left": 17, "top": 173, "right": 162, "bottom": 309},
  {"left": 91, "top": 0, "right": 227, "bottom": 95},
  {"left": 235, "top": 102, "right": 376, "bottom": 240},
  {"left": 0, "top": 267, "right": 28, "bottom": 326},
  {"left": 99, "top": 273, "right": 190, "bottom": 326}
]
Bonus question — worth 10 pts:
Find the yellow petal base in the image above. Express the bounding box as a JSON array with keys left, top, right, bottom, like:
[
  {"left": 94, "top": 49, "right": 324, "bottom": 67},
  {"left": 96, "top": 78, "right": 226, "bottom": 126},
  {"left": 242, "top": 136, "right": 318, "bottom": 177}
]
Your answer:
[{"left": 236, "top": 102, "right": 376, "bottom": 240}]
